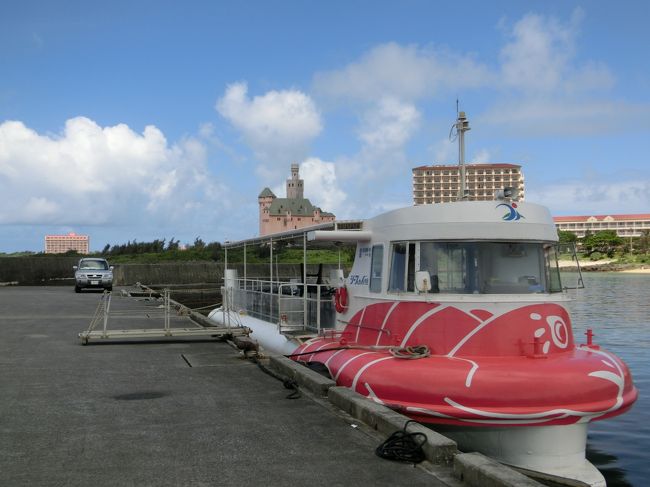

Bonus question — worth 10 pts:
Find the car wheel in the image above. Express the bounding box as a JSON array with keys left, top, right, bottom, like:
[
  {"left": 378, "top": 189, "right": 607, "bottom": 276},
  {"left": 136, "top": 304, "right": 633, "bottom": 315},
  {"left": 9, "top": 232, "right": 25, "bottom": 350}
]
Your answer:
[
  {"left": 106, "top": 286, "right": 113, "bottom": 292},
  {"left": 75, "top": 286, "right": 81, "bottom": 293}
]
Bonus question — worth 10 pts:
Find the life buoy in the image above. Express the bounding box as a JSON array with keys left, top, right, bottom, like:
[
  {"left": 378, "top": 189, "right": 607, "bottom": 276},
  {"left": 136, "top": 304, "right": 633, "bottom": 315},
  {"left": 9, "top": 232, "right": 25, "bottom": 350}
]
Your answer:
[{"left": 333, "top": 286, "right": 348, "bottom": 313}]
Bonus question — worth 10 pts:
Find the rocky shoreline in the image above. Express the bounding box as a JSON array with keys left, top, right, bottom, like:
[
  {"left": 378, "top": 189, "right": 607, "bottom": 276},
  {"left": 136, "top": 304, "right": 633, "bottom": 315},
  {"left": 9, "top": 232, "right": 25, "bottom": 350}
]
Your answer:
[{"left": 558, "top": 260, "right": 650, "bottom": 273}]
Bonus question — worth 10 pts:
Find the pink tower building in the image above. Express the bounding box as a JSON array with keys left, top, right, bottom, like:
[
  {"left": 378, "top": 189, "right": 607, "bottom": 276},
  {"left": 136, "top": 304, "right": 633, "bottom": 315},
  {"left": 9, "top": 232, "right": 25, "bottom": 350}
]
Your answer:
[{"left": 258, "top": 163, "right": 335, "bottom": 236}]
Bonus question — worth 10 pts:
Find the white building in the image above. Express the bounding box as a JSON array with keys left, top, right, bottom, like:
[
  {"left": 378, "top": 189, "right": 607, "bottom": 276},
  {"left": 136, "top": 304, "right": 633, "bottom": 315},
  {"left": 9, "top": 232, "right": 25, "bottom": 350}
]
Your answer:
[
  {"left": 554, "top": 214, "right": 650, "bottom": 238},
  {"left": 45, "top": 233, "right": 89, "bottom": 254},
  {"left": 413, "top": 163, "right": 525, "bottom": 205}
]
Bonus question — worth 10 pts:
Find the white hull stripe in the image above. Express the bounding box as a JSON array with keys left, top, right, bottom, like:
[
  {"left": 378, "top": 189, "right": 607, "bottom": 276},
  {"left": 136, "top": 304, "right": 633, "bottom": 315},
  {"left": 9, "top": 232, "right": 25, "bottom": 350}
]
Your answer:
[
  {"left": 447, "top": 311, "right": 503, "bottom": 357},
  {"left": 400, "top": 305, "right": 447, "bottom": 347},
  {"left": 351, "top": 356, "right": 394, "bottom": 391},
  {"left": 324, "top": 348, "right": 347, "bottom": 367},
  {"left": 375, "top": 302, "right": 399, "bottom": 346},
  {"left": 354, "top": 306, "right": 367, "bottom": 342},
  {"left": 334, "top": 351, "right": 375, "bottom": 381},
  {"left": 365, "top": 383, "right": 385, "bottom": 405},
  {"left": 308, "top": 341, "right": 338, "bottom": 362}
]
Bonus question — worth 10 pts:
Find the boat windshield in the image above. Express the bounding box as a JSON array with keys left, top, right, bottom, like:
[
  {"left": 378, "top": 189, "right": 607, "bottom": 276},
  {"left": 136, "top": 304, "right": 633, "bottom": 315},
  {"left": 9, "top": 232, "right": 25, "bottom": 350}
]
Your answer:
[{"left": 387, "top": 241, "right": 562, "bottom": 294}]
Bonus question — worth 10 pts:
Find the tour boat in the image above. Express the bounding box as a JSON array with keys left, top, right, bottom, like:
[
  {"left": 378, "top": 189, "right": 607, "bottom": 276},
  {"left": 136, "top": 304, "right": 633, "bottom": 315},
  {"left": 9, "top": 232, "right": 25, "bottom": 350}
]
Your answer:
[{"left": 209, "top": 114, "right": 638, "bottom": 487}]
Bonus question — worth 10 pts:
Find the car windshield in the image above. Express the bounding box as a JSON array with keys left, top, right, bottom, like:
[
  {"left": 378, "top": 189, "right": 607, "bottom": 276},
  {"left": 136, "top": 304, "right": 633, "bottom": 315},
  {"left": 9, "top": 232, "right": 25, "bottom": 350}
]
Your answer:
[{"left": 79, "top": 260, "right": 109, "bottom": 270}]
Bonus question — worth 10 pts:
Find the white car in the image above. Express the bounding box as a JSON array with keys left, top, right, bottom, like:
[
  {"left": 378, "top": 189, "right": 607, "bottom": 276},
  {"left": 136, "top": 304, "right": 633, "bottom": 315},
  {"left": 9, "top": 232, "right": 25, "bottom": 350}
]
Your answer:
[{"left": 73, "top": 258, "right": 113, "bottom": 293}]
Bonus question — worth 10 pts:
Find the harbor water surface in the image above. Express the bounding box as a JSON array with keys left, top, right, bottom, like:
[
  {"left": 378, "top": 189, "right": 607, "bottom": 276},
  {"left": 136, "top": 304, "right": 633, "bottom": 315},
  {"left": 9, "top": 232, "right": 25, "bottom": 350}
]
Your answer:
[{"left": 566, "top": 273, "right": 649, "bottom": 487}]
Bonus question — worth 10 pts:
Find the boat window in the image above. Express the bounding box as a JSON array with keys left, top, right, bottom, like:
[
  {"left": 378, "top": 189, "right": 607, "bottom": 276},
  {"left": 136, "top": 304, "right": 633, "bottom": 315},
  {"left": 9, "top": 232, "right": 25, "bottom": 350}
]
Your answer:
[
  {"left": 369, "top": 245, "right": 383, "bottom": 293},
  {"left": 420, "top": 243, "right": 477, "bottom": 293},
  {"left": 393, "top": 241, "right": 563, "bottom": 294},
  {"left": 545, "top": 244, "right": 563, "bottom": 292},
  {"left": 478, "top": 243, "right": 544, "bottom": 294},
  {"left": 389, "top": 242, "right": 417, "bottom": 292}
]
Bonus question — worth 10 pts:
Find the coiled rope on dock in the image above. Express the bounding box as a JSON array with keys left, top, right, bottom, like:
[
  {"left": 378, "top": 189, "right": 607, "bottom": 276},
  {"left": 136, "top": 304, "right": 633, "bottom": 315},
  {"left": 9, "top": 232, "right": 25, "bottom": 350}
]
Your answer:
[{"left": 375, "top": 420, "right": 427, "bottom": 464}]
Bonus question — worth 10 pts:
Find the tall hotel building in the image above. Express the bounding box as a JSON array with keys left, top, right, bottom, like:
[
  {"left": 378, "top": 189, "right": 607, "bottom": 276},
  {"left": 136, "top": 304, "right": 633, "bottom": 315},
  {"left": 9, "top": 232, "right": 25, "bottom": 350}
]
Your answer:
[
  {"left": 412, "top": 163, "right": 525, "bottom": 205},
  {"left": 44, "top": 233, "right": 89, "bottom": 254}
]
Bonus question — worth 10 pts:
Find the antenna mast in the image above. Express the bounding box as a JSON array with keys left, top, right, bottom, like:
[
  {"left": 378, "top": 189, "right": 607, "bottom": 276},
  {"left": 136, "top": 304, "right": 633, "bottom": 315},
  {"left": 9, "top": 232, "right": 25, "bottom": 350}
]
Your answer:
[{"left": 455, "top": 111, "right": 471, "bottom": 200}]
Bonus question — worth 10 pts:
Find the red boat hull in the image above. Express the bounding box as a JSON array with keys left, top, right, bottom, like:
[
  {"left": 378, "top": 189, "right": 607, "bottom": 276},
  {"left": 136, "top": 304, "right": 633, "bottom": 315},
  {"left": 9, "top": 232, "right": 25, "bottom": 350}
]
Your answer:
[{"left": 292, "top": 301, "right": 638, "bottom": 427}]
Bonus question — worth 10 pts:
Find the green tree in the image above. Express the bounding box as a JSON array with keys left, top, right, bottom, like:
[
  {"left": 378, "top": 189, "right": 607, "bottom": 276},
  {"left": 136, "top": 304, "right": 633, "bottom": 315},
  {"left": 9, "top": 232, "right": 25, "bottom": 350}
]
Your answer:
[
  {"left": 558, "top": 231, "right": 578, "bottom": 245},
  {"left": 639, "top": 230, "right": 650, "bottom": 254},
  {"left": 582, "top": 230, "right": 624, "bottom": 258},
  {"left": 192, "top": 237, "right": 206, "bottom": 250},
  {"left": 205, "top": 241, "right": 222, "bottom": 261}
]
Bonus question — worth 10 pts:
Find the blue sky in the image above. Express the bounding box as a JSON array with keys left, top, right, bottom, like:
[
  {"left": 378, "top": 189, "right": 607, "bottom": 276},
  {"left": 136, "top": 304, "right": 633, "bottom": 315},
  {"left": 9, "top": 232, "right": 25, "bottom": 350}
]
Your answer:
[{"left": 1, "top": 0, "right": 649, "bottom": 252}]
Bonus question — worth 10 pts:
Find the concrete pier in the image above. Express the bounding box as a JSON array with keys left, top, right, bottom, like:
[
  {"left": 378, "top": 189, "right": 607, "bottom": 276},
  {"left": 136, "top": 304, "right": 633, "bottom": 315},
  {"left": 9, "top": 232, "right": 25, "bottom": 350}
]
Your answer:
[{"left": 0, "top": 286, "right": 444, "bottom": 486}]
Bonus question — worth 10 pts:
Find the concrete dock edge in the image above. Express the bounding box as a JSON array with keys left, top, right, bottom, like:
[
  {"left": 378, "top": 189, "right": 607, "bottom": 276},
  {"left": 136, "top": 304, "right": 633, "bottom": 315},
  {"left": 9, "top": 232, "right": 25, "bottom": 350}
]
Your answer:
[
  {"left": 268, "top": 355, "right": 336, "bottom": 396},
  {"left": 328, "top": 386, "right": 458, "bottom": 466},
  {"left": 271, "top": 357, "right": 545, "bottom": 486},
  {"left": 453, "top": 452, "right": 543, "bottom": 487}
]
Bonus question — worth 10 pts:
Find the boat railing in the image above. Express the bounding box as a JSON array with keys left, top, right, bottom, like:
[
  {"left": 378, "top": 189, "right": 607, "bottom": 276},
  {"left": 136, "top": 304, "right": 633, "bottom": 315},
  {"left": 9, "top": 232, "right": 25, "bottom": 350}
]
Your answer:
[
  {"left": 226, "top": 278, "right": 336, "bottom": 334},
  {"left": 277, "top": 282, "right": 336, "bottom": 334}
]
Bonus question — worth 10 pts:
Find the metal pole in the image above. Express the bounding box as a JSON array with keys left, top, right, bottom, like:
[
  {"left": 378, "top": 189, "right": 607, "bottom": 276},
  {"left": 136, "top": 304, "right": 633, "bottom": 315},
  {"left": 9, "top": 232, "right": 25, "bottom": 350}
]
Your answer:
[
  {"left": 102, "top": 292, "right": 111, "bottom": 337},
  {"left": 269, "top": 237, "right": 273, "bottom": 321},
  {"left": 303, "top": 233, "right": 307, "bottom": 330},
  {"left": 456, "top": 111, "right": 470, "bottom": 200},
  {"left": 459, "top": 122, "right": 466, "bottom": 197},
  {"left": 244, "top": 242, "right": 247, "bottom": 283},
  {"left": 164, "top": 289, "right": 170, "bottom": 334},
  {"left": 316, "top": 290, "right": 321, "bottom": 333}
]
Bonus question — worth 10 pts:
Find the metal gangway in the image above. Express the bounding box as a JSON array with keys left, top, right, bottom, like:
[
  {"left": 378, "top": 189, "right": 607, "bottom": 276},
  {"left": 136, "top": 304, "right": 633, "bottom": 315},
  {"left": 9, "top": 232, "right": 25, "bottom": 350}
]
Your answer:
[{"left": 79, "top": 288, "right": 247, "bottom": 344}]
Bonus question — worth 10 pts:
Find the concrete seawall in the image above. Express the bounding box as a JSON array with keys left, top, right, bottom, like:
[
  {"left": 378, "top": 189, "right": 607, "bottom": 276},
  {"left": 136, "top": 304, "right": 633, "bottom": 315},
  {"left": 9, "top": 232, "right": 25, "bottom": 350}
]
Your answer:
[{"left": 0, "top": 257, "right": 345, "bottom": 286}]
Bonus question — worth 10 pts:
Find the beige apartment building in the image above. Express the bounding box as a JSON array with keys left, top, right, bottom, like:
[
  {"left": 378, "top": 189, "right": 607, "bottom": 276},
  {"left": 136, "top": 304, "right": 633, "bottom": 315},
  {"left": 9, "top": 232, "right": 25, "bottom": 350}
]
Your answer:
[
  {"left": 554, "top": 214, "right": 650, "bottom": 238},
  {"left": 45, "top": 232, "right": 89, "bottom": 254},
  {"left": 258, "top": 164, "right": 335, "bottom": 236},
  {"left": 412, "top": 163, "right": 525, "bottom": 204}
]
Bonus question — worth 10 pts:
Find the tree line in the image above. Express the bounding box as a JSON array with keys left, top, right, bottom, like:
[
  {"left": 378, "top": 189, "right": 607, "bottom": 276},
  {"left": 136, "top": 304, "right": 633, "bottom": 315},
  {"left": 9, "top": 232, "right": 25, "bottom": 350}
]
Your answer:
[
  {"left": 100, "top": 237, "right": 222, "bottom": 261},
  {"left": 559, "top": 229, "right": 650, "bottom": 259}
]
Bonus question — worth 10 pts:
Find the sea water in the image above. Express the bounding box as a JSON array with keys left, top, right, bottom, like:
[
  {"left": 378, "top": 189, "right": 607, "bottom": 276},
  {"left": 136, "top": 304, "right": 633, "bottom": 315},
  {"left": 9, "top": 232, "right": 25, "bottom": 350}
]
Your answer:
[{"left": 566, "top": 272, "right": 650, "bottom": 487}]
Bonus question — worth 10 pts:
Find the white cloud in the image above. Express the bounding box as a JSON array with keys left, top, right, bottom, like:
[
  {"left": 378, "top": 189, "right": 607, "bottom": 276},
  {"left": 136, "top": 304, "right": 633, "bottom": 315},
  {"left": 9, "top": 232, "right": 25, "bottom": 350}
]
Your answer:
[
  {"left": 299, "top": 157, "right": 347, "bottom": 216},
  {"left": 499, "top": 8, "right": 614, "bottom": 95},
  {"left": 313, "top": 42, "right": 490, "bottom": 103},
  {"left": 268, "top": 158, "right": 346, "bottom": 217},
  {"left": 527, "top": 179, "right": 650, "bottom": 215},
  {"left": 485, "top": 9, "right": 642, "bottom": 136},
  {"left": 500, "top": 12, "right": 577, "bottom": 94},
  {"left": 471, "top": 149, "right": 492, "bottom": 163},
  {"left": 358, "top": 97, "right": 421, "bottom": 152},
  {"left": 0, "top": 117, "right": 227, "bottom": 227},
  {"left": 216, "top": 82, "right": 322, "bottom": 176},
  {"left": 480, "top": 98, "right": 650, "bottom": 136},
  {"left": 430, "top": 137, "right": 456, "bottom": 164}
]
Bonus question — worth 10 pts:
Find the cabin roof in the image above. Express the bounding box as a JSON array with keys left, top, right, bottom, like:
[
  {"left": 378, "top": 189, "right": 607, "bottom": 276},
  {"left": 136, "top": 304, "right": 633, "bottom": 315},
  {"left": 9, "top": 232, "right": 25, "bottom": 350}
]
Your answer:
[{"left": 224, "top": 220, "right": 364, "bottom": 249}]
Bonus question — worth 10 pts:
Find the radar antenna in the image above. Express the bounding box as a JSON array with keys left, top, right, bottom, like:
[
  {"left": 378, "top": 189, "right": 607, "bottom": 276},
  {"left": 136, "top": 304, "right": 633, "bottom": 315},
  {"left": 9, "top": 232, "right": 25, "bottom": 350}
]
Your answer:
[{"left": 449, "top": 110, "right": 471, "bottom": 200}]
